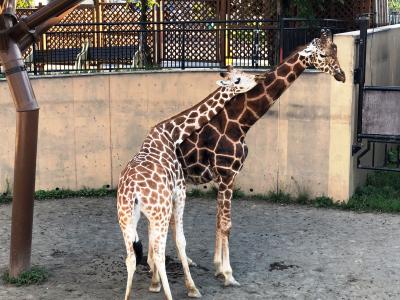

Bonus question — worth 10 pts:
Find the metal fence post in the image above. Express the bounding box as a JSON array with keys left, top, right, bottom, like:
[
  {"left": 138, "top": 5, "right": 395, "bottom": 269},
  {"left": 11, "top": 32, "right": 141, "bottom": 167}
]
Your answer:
[
  {"left": 108, "top": 23, "right": 111, "bottom": 72},
  {"left": 252, "top": 21, "right": 260, "bottom": 68},
  {"left": 33, "top": 41, "right": 37, "bottom": 75},
  {"left": 356, "top": 16, "right": 369, "bottom": 141},
  {"left": 181, "top": 22, "right": 185, "bottom": 70},
  {"left": 276, "top": 14, "right": 284, "bottom": 65}
]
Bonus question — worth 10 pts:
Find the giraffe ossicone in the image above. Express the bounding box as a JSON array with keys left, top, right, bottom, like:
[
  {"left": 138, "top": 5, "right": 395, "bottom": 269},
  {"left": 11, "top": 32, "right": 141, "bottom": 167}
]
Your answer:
[
  {"left": 117, "top": 66, "right": 259, "bottom": 300},
  {"left": 177, "top": 29, "right": 346, "bottom": 287}
]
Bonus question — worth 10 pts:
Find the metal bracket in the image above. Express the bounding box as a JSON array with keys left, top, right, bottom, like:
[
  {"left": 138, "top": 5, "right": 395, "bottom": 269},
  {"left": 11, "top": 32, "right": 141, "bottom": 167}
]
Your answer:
[
  {"left": 353, "top": 68, "right": 361, "bottom": 84},
  {"left": 352, "top": 142, "right": 362, "bottom": 156},
  {"left": 4, "top": 65, "right": 27, "bottom": 76}
]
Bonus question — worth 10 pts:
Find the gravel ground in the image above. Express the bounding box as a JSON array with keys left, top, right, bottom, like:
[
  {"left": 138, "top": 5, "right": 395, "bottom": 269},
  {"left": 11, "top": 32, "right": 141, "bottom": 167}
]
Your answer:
[{"left": 1, "top": 196, "right": 400, "bottom": 300}]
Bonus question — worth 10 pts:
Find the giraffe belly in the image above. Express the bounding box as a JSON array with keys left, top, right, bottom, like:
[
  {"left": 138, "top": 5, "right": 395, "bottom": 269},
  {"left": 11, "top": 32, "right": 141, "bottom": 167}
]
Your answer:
[{"left": 184, "top": 164, "right": 214, "bottom": 185}]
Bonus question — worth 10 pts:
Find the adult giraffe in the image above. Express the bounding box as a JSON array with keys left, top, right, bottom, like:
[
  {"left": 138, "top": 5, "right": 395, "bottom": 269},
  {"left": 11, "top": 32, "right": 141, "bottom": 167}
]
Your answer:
[{"left": 176, "top": 29, "right": 346, "bottom": 286}]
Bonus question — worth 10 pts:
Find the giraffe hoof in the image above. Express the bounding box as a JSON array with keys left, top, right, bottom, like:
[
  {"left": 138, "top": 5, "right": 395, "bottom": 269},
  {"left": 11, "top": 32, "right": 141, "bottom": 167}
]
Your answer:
[
  {"left": 149, "top": 282, "right": 161, "bottom": 293},
  {"left": 224, "top": 277, "right": 241, "bottom": 287},
  {"left": 188, "top": 287, "right": 202, "bottom": 298},
  {"left": 187, "top": 257, "right": 197, "bottom": 267},
  {"left": 214, "top": 270, "right": 223, "bottom": 278}
]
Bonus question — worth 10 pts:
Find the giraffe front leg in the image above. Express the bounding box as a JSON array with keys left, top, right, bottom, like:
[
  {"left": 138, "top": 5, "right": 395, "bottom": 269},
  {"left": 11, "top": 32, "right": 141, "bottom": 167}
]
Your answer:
[
  {"left": 214, "top": 182, "right": 240, "bottom": 287},
  {"left": 172, "top": 188, "right": 201, "bottom": 298},
  {"left": 171, "top": 214, "right": 197, "bottom": 268}
]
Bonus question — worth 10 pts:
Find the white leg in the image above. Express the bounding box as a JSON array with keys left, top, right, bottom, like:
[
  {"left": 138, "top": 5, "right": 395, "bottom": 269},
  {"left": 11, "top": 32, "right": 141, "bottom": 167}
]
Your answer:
[
  {"left": 149, "top": 217, "right": 173, "bottom": 300},
  {"left": 119, "top": 194, "right": 141, "bottom": 300},
  {"left": 215, "top": 182, "right": 240, "bottom": 286},
  {"left": 148, "top": 227, "right": 161, "bottom": 292},
  {"left": 214, "top": 230, "right": 223, "bottom": 277},
  {"left": 124, "top": 253, "right": 136, "bottom": 300}
]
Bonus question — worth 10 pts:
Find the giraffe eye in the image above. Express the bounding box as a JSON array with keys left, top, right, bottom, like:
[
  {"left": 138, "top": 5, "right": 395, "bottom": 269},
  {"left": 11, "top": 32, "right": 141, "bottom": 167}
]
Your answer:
[
  {"left": 234, "top": 78, "right": 241, "bottom": 84},
  {"left": 320, "top": 54, "right": 327, "bottom": 58}
]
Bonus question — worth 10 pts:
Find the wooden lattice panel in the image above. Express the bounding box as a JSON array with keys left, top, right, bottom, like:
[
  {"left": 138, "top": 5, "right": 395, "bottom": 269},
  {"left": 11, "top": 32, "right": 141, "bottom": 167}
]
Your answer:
[
  {"left": 101, "top": 3, "right": 154, "bottom": 49},
  {"left": 46, "top": 5, "right": 96, "bottom": 49},
  {"left": 314, "top": 0, "right": 373, "bottom": 29},
  {"left": 163, "top": 0, "right": 218, "bottom": 21},
  {"left": 16, "top": 8, "right": 37, "bottom": 19},
  {"left": 162, "top": 1, "right": 218, "bottom": 64},
  {"left": 162, "top": 24, "right": 218, "bottom": 62}
]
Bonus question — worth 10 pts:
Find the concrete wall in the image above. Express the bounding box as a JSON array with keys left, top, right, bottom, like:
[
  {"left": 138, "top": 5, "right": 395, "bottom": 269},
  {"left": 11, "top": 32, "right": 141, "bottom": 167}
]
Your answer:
[
  {"left": 2, "top": 26, "right": 398, "bottom": 201},
  {"left": 0, "top": 68, "right": 353, "bottom": 201}
]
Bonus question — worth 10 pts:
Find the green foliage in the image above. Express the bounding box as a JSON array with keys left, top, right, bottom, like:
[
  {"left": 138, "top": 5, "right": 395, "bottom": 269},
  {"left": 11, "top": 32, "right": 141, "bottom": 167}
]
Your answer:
[
  {"left": 0, "top": 186, "right": 116, "bottom": 204},
  {"left": 35, "top": 187, "right": 116, "bottom": 200},
  {"left": 389, "top": 0, "right": 400, "bottom": 11},
  {"left": 346, "top": 172, "right": 400, "bottom": 213},
  {"left": 313, "top": 196, "right": 336, "bottom": 208},
  {"left": 266, "top": 190, "right": 293, "bottom": 203},
  {"left": 16, "top": 0, "right": 33, "bottom": 9},
  {"left": 290, "top": 0, "right": 345, "bottom": 18},
  {"left": 127, "top": 0, "right": 159, "bottom": 9},
  {"left": 0, "top": 179, "right": 12, "bottom": 204},
  {"left": 1, "top": 172, "right": 400, "bottom": 214},
  {"left": 2, "top": 266, "right": 48, "bottom": 286}
]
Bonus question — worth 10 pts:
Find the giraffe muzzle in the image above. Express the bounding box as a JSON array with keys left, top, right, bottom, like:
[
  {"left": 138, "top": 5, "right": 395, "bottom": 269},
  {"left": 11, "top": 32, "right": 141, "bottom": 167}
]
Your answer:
[{"left": 334, "top": 69, "right": 346, "bottom": 83}]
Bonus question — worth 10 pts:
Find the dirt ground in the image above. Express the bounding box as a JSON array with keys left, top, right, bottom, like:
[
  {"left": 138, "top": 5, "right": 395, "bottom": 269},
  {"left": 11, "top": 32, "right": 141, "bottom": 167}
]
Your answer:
[{"left": 1, "top": 197, "right": 400, "bottom": 300}]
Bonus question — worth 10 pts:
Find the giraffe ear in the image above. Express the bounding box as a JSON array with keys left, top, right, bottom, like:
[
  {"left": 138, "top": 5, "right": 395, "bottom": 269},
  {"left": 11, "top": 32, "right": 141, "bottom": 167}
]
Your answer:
[
  {"left": 219, "top": 71, "right": 228, "bottom": 79},
  {"left": 226, "top": 65, "right": 233, "bottom": 72},
  {"left": 320, "top": 29, "right": 333, "bottom": 45}
]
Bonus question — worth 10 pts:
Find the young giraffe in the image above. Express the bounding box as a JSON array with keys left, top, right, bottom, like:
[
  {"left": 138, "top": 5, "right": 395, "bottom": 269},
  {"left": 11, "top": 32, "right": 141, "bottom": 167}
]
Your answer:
[
  {"left": 117, "top": 66, "right": 261, "bottom": 300},
  {"left": 176, "top": 30, "right": 346, "bottom": 286}
]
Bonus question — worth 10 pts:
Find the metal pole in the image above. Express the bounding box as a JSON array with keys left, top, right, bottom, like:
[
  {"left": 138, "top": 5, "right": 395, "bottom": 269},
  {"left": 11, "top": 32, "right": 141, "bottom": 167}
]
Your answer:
[
  {"left": 0, "top": 0, "right": 83, "bottom": 277},
  {"left": 0, "top": 9, "right": 39, "bottom": 278}
]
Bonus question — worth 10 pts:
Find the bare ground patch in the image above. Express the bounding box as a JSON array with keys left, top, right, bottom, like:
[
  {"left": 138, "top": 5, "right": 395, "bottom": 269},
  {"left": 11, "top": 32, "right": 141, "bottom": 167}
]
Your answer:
[{"left": 1, "top": 197, "right": 400, "bottom": 299}]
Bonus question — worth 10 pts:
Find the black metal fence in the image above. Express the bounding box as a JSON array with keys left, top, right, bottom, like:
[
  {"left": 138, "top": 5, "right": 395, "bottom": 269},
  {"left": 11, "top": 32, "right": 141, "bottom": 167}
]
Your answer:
[{"left": 2, "top": 18, "right": 347, "bottom": 76}]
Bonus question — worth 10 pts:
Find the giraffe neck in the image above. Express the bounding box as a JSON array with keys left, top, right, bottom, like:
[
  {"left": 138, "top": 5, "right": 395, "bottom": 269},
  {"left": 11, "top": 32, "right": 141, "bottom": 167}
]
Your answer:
[
  {"left": 159, "top": 87, "right": 236, "bottom": 145},
  {"left": 239, "top": 52, "right": 306, "bottom": 130}
]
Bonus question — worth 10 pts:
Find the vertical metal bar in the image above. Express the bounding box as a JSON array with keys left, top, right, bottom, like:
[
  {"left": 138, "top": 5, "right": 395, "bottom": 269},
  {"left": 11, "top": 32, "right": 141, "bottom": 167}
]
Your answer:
[
  {"left": 33, "top": 41, "right": 37, "bottom": 75},
  {"left": 372, "top": 141, "right": 375, "bottom": 167},
  {"left": 356, "top": 17, "right": 369, "bottom": 141},
  {"left": 108, "top": 23, "right": 111, "bottom": 72},
  {"left": 278, "top": 15, "right": 284, "bottom": 65},
  {"left": 397, "top": 144, "right": 400, "bottom": 168},
  {"left": 181, "top": 22, "right": 185, "bottom": 70},
  {"left": 384, "top": 143, "right": 388, "bottom": 166}
]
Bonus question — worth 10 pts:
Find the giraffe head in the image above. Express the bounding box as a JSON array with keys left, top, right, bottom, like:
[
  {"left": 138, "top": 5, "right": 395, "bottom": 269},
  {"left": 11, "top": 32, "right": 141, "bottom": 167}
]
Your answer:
[
  {"left": 216, "top": 65, "right": 259, "bottom": 94},
  {"left": 299, "top": 29, "right": 346, "bottom": 83}
]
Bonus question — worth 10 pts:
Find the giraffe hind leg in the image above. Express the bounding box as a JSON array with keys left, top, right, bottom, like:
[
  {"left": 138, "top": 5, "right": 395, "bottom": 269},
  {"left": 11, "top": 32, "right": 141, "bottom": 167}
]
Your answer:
[
  {"left": 120, "top": 196, "right": 141, "bottom": 300},
  {"left": 148, "top": 227, "right": 161, "bottom": 293},
  {"left": 149, "top": 211, "right": 173, "bottom": 300}
]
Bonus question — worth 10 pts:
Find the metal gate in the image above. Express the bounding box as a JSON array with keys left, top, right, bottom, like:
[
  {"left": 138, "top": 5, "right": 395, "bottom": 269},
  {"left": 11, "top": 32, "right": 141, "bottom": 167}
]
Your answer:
[{"left": 353, "top": 18, "right": 400, "bottom": 172}]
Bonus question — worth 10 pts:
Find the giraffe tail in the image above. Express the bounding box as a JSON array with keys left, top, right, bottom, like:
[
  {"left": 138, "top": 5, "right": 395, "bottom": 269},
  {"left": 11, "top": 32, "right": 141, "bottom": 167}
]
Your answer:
[
  {"left": 131, "top": 195, "right": 143, "bottom": 266},
  {"left": 133, "top": 239, "right": 143, "bottom": 266}
]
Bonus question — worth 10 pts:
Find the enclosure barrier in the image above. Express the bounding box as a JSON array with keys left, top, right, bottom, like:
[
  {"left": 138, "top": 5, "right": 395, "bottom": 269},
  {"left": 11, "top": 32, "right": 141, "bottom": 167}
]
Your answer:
[
  {"left": 1, "top": 18, "right": 346, "bottom": 76},
  {"left": 353, "top": 18, "right": 400, "bottom": 172}
]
